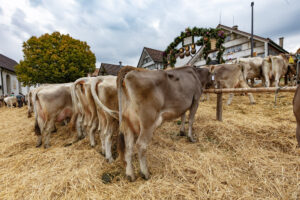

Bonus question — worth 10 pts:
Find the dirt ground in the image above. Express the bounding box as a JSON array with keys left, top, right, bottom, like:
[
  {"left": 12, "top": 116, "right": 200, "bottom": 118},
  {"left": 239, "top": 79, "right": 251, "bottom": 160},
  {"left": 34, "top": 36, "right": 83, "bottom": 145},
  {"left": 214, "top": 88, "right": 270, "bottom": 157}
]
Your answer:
[{"left": 0, "top": 92, "right": 299, "bottom": 199}]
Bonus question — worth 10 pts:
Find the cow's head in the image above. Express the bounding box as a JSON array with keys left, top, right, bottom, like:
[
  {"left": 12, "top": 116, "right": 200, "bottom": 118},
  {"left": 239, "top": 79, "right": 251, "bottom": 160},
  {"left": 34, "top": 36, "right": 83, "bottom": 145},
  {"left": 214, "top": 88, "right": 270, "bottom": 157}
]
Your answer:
[{"left": 195, "top": 66, "right": 213, "bottom": 89}]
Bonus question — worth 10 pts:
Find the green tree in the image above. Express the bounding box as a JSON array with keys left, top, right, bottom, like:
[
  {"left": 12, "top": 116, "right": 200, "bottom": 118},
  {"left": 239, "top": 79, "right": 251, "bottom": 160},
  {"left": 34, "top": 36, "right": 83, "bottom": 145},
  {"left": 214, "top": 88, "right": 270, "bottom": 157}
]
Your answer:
[{"left": 16, "top": 32, "right": 96, "bottom": 85}]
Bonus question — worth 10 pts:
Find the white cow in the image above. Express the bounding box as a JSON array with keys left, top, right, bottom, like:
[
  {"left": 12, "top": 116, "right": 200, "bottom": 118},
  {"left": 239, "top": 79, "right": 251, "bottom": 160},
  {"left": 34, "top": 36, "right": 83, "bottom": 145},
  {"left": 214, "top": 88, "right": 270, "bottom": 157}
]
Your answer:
[
  {"left": 4, "top": 96, "right": 17, "bottom": 108},
  {"left": 236, "top": 57, "right": 264, "bottom": 86},
  {"left": 262, "top": 54, "right": 289, "bottom": 87}
]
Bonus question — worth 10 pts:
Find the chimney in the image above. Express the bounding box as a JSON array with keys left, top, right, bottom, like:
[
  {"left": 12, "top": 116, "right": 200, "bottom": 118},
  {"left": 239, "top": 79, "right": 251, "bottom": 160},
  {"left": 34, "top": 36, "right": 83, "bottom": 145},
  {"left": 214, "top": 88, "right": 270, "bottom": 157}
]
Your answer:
[
  {"left": 279, "top": 37, "right": 284, "bottom": 48},
  {"left": 232, "top": 25, "right": 238, "bottom": 30},
  {"left": 119, "top": 61, "right": 122, "bottom": 68}
]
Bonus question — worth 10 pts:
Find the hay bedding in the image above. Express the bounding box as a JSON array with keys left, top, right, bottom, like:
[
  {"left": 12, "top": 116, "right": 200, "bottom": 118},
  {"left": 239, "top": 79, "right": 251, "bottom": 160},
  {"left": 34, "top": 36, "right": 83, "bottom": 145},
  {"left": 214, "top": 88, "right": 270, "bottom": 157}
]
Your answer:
[{"left": 0, "top": 93, "right": 299, "bottom": 199}]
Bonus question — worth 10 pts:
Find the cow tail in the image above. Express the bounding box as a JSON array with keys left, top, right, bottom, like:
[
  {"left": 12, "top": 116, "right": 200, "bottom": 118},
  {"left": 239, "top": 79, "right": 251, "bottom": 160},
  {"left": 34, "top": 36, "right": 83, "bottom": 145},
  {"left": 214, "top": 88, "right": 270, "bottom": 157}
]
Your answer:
[
  {"left": 90, "top": 77, "right": 119, "bottom": 119},
  {"left": 117, "top": 66, "right": 138, "bottom": 164}
]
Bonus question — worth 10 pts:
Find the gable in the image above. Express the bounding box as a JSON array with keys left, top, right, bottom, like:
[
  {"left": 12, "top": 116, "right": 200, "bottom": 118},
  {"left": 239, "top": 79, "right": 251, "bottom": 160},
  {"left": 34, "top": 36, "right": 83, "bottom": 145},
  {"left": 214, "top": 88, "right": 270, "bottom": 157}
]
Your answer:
[{"left": 137, "top": 48, "right": 153, "bottom": 67}]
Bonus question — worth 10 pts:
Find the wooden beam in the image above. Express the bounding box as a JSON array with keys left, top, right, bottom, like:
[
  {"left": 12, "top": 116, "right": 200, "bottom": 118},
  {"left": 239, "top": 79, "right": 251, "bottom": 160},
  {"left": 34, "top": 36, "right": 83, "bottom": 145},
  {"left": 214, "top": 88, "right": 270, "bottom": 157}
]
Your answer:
[
  {"left": 216, "top": 83, "right": 223, "bottom": 121},
  {"left": 204, "top": 86, "right": 297, "bottom": 94}
]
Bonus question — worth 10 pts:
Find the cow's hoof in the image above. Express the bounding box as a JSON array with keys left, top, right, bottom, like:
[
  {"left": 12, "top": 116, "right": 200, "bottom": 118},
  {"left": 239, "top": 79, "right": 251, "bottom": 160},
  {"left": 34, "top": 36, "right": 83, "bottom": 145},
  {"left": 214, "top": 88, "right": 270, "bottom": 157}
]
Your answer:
[
  {"left": 188, "top": 137, "right": 196, "bottom": 143},
  {"left": 106, "top": 157, "right": 114, "bottom": 163},
  {"left": 77, "top": 135, "right": 85, "bottom": 140},
  {"left": 250, "top": 102, "right": 256, "bottom": 105},
  {"left": 100, "top": 151, "right": 105, "bottom": 157},
  {"left": 64, "top": 143, "right": 72, "bottom": 147},
  {"left": 126, "top": 175, "right": 136, "bottom": 182},
  {"left": 296, "top": 144, "right": 300, "bottom": 149},
  {"left": 90, "top": 144, "right": 95, "bottom": 148},
  {"left": 36, "top": 143, "right": 42, "bottom": 148},
  {"left": 44, "top": 144, "right": 50, "bottom": 149},
  {"left": 140, "top": 171, "right": 149, "bottom": 180},
  {"left": 179, "top": 131, "right": 186, "bottom": 136}
]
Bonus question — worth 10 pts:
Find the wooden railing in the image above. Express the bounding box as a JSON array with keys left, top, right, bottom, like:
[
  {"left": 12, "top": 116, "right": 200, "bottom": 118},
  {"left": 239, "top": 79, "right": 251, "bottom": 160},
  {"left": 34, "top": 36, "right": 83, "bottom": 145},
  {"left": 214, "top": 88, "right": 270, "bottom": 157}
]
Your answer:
[{"left": 203, "top": 86, "right": 297, "bottom": 121}]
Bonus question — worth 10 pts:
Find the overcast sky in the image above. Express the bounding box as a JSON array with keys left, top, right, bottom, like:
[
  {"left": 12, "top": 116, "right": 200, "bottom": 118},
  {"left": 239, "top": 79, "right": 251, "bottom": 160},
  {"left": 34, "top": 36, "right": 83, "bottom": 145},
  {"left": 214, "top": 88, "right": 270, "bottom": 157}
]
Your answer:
[{"left": 0, "top": 0, "right": 299, "bottom": 67}]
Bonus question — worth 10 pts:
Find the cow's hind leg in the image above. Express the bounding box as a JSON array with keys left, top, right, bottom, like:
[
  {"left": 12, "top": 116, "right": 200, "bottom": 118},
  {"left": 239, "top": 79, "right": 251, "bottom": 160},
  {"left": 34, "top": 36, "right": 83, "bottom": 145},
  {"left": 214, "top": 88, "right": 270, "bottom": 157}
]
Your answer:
[
  {"left": 99, "top": 113, "right": 107, "bottom": 156},
  {"left": 124, "top": 130, "right": 135, "bottom": 181},
  {"left": 240, "top": 81, "right": 255, "bottom": 104},
  {"left": 105, "top": 117, "right": 118, "bottom": 163},
  {"left": 179, "top": 113, "right": 186, "bottom": 136},
  {"left": 227, "top": 93, "right": 234, "bottom": 105},
  {"left": 76, "top": 114, "right": 84, "bottom": 140},
  {"left": 88, "top": 119, "right": 97, "bottom": 148},
  {"left": 35, "top": 118, "right": 42, "bottom": 147},
  {"left": 136, "top": 125, "right": 155, "bottom": 180},
  {"left": 43, "top": 119, "right": 55, "bottom": 149},
  {"left": 187, "top": 97, "right": 200, "bottom": 142}
]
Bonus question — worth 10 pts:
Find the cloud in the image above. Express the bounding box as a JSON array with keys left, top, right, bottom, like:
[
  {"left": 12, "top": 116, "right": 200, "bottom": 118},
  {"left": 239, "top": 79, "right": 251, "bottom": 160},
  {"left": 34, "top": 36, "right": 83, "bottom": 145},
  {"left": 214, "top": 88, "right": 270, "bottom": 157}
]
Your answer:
[{"left": 0, "top": 0, "right": 299, "bottom": 66}]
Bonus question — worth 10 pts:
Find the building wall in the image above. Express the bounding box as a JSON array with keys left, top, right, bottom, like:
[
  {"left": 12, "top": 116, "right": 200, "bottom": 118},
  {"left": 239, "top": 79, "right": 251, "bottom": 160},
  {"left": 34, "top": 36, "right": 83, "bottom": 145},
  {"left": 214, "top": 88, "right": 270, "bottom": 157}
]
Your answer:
[{"left": 1, "top": 70, "right": 20, "bottom": 95}]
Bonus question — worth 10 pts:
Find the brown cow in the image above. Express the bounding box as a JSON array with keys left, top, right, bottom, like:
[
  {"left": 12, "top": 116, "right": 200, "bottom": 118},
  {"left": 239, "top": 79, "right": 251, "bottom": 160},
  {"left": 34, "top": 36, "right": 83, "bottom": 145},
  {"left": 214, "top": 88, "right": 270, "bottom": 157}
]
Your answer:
[
  {"left": 293, "top": 85, "right": 300, "bottom": 148},
  {"left": 117, "top": 66, "right": 204, "bottom": 181},
  {"left": 180, "top": 67, "right": 212, "bottom": 136},
  {"left": 34, "top": 83, "right": 73, "bottom": 148},
  {"left": 208, "top": 64, "right": 256, "bottom": 105}
]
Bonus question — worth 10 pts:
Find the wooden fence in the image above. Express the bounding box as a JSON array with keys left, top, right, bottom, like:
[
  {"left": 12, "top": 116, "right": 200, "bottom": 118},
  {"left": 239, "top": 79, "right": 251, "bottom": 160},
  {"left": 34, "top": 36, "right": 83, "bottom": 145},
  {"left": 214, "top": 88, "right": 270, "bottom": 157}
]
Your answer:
[{"left": 203, "top": 86, "right": 297, "bottom": 121}]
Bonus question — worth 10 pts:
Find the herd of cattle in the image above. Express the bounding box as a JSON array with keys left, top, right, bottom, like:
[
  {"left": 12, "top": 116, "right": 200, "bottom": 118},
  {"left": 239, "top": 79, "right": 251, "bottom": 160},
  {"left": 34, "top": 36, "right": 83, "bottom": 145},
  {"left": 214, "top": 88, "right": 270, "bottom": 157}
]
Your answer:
[{"left": 2, "top": 53, "right": 300, "bottom": 181}]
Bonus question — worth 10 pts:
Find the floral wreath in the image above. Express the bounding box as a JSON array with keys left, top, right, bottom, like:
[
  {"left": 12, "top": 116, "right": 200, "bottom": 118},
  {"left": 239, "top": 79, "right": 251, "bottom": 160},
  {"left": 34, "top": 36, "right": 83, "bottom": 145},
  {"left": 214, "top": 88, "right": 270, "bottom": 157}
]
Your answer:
[{"left": 163, "top": 27, "right": 226, "bottom": 68}]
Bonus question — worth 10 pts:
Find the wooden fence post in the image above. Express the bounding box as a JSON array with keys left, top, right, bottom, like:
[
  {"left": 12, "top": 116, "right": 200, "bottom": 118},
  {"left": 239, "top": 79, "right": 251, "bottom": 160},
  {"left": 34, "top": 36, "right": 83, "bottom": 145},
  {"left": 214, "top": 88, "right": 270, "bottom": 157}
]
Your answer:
[{"left": 216, "top": 82, "right": 223, "bottom": 121}]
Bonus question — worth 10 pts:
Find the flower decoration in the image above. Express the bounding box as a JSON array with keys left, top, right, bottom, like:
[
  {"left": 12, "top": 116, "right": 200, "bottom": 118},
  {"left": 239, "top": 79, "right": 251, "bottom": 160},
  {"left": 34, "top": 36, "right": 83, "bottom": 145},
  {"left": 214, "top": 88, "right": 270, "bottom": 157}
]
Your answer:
[{"left": 163, "top": 27, "right": 226, "bottom": 68}]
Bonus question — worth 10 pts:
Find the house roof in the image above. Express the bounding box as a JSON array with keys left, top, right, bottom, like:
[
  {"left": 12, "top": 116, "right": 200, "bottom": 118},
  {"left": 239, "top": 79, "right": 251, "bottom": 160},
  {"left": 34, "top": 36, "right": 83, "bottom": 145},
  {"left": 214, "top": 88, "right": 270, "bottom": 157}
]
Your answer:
[
  {"left": 0, "top": 54, "right": 18, "bottom": 72},
  {"left": 99, "top": 63, "right": 121, "bottom": 76},
  {"left": 144, "top": 47, "right": 164, "bottom": 63},
  {"left": 217, "top": 24, "right": 288, "bottom": 53}
]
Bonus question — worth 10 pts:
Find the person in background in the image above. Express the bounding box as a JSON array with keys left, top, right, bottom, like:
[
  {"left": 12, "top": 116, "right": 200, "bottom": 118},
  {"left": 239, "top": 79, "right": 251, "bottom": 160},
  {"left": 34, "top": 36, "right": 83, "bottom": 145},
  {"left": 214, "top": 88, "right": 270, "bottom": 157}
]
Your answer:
[{"left": 16, "top": 93, "right": 23, "bottom": 108}]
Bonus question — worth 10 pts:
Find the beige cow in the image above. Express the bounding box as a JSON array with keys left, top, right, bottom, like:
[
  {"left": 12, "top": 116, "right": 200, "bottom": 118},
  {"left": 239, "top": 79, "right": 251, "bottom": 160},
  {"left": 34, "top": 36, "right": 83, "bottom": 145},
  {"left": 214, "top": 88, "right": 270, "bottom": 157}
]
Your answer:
[
  {"left": 208, "top": 64, "right": 256, "bottom": 105},
  {"left": 236, "top": 57, "right": 264, "bottom": 86},
  {"left": 71, "top": 77, "right": 98, "bottom": 147},
  {"left": 34, "top": 83, "right": 74, "bottom": 148},
  {"left": 262, "top": 54, "right": 289, "bottom": 87},
  {"left": 116, "top": 66, "right": 204, "bottom": 181},
  {"left": 90, "top": 76, "right": 119, "bottom": 163}
]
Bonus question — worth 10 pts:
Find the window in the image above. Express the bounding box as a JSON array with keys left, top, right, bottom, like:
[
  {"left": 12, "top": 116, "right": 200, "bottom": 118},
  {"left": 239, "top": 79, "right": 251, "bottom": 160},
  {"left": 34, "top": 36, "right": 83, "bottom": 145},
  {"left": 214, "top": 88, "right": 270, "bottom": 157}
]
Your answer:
[
  {"left": 224, "top": 45, "right": 242, "bottom": 55},
  {"left": 225, "top": 35, "right": 231, "bottom": 42},
  {"left": 143, "top": 57, "right": 151, "bottom": 64}
]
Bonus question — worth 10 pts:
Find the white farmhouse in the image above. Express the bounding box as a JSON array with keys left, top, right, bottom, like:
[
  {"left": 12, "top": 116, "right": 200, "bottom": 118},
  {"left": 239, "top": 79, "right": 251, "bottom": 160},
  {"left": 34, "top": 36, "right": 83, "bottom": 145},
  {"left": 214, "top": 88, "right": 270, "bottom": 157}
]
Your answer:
[
  {"left": 0, "top": 54, "right": 31, "bottom": 96},
  {"left": 137, "top": 47, "right": 164, "bottom": 70}
]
